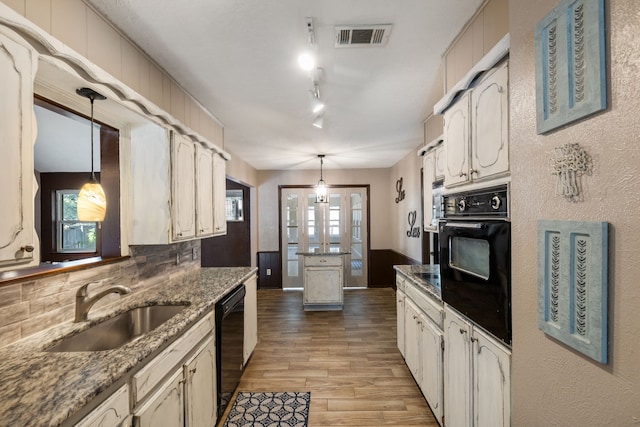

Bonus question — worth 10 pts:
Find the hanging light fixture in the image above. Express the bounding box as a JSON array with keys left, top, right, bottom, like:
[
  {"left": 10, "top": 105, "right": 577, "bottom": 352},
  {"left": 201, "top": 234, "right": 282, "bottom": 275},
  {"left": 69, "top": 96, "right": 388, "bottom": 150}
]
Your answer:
[
  {"left": 76, "top": 87, "right": 107, "bottom": 222},
  {"left": 315, "top": 154, "right": 328, "bottom": 203}
]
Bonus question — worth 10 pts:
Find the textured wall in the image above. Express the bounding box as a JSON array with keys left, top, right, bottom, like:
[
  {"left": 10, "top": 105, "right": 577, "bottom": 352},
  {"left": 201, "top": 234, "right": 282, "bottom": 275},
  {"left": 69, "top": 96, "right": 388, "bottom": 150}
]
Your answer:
[{"left": 510, "top": 0, "right": 640, "bottom": 424}]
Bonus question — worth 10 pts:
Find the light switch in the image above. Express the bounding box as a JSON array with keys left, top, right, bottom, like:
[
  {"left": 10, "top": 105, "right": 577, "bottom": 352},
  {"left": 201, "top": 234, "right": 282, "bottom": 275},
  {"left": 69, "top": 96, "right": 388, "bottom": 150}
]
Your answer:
[{"left": 266, "top": 268, "right": 272, "bottom": 276}]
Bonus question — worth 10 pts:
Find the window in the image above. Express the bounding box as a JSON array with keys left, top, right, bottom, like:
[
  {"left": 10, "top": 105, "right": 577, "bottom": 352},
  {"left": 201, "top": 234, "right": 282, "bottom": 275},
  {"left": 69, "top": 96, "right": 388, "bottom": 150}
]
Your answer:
[
  {"left": 56, "top": 190, "right": 97, "bottom": 253},
  {"left": 225, "top": 189, "right": 244, "bottom": 221}
]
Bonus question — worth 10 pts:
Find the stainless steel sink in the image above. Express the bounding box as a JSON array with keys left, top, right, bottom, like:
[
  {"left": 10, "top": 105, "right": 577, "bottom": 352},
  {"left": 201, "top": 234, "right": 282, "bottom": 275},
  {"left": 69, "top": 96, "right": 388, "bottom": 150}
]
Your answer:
[{"left": 46, "top": 304, "right": 189, "bottom": 352}]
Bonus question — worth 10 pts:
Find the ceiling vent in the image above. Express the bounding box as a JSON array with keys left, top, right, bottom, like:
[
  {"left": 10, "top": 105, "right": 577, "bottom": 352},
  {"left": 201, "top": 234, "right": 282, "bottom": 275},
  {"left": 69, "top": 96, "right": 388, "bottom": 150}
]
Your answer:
[{"left": 334, "top": 24, "right": 392, "bottom": 48}]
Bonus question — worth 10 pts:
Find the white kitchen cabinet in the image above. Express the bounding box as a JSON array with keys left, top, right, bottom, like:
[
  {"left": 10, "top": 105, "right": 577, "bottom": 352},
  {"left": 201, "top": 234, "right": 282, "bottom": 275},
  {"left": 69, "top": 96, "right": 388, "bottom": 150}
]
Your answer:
[
  {"left": 244, "top": 273, "right": 258, "bottom": 364},
  {"left": 76, "top": 385, "right": 130, "bottom": 427},
  {"left": 470, "top": 61, "right": 509, "bottom": 182},
  {"left": 0, "top": 32, "right": 38, "bottom": 270},
  {"left": 422, "top": 139, "right": 444, "bottom": 232},
  {"left": 133, "top": 368, "right": 184, "bottom": 427},
  {"left": 400, "top": 274, "right": 445, "bottom": 426},
  {"left": 212, "top": 153, "right": 227, "bottom": 236},
  {"left": 443, "top": 61, "right": 509, "bottom": 188},
  {"left": 195, "top": 143, "right": 214, "bottom": 237},
  {"left": 396, "top": 279, "right": 406, "bottom": 358},
  {"left": 302, "top": 255, "right": 344, "bottom": 310},
  {"left": 444, "top": 306, "right": 511, "bottom": 427},
  {"left": 171, "top": 133, "right": 196, "bottom": 240},
  {"left": 184, "top": 336, "right": 217, "bottom": 427}
]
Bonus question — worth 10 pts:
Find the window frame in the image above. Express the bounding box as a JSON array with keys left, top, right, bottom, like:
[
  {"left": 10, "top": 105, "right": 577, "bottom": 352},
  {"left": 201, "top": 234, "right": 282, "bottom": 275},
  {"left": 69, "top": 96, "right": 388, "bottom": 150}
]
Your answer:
[{"left": 54, "top": 189, "right": 99, "bottom": 254}]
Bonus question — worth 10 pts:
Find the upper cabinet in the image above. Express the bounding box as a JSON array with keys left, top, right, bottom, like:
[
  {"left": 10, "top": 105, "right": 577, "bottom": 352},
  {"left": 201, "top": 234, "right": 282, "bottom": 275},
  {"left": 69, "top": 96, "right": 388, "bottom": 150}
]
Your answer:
[
  {"left": 171, "top": 133, "right": 197, "bottom": 240},
  {"left": 443, "top": 61, "right": 509, "bottom": 188},
  {"left": 0, "top": 32, "right": 38, "bottom": 270},
  {"left": 212, "top": 153, "right": 227, "bottom": 236},
  {"left": 130, "top": 124, "right": 226, "bottom": 245}
]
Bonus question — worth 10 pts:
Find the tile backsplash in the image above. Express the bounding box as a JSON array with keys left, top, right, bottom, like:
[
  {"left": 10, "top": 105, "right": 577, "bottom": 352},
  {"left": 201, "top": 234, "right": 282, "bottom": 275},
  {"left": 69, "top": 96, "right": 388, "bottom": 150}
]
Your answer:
[{"left": 0, "top": 240, "right": 201, "bottom": 348}]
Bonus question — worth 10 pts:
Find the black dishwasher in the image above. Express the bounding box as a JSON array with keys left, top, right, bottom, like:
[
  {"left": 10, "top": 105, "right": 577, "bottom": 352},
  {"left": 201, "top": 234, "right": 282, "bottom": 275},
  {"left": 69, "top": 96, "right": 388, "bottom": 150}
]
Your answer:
[{"left": 215, "top": 283, "right": 245, "bottom": 420}]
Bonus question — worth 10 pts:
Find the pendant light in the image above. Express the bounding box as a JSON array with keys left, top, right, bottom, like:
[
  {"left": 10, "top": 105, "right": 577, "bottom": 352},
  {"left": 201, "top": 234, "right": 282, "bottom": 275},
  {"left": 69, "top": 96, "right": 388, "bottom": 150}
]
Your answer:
[
  {"left": 76, "top": 87, "right": 107, "bottom": 222},
  {"left": 315, "top": 154, "right": 328, "bottom": 204}
]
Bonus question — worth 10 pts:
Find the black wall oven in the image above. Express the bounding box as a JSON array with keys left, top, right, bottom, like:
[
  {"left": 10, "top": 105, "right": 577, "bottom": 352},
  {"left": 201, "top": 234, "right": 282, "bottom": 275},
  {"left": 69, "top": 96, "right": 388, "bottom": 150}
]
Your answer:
[{"left": 439, "top": 185, "right": 511, "bottom": 345}]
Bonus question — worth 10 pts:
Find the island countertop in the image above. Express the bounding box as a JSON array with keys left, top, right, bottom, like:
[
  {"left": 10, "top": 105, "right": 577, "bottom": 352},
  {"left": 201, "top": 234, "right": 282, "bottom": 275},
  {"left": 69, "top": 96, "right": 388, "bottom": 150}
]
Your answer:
[{"left": 0, "top": 266, "right": 256, "bottom": 427}]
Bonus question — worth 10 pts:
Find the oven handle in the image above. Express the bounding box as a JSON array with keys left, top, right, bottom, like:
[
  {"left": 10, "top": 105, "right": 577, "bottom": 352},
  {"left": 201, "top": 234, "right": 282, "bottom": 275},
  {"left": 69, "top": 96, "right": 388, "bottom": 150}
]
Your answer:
[{"left": 443, "top": 222, "right": 484, "bottom": 229}]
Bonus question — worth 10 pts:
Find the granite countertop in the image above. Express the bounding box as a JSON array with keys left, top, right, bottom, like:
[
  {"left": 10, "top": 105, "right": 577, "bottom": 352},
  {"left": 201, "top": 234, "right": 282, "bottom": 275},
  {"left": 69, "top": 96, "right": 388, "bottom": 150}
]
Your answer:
[
  {"left": 394, "top": 264, "right": 441, "bottom": 300},
  {"left": 0, "top": 266, "right": 256, "bottom": 427}
]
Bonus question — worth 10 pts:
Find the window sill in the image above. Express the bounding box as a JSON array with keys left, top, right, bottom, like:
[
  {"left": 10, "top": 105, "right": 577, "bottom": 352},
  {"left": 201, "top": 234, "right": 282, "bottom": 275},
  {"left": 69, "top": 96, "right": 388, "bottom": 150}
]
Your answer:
[{"left": 0, "top": 256, "right": 130, "bottom": 285}]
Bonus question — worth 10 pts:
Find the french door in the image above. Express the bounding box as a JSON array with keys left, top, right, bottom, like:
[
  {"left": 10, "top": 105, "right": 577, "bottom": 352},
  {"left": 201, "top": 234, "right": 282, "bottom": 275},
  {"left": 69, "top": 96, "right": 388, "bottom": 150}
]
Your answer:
[{"left": 281, "top": 187, "right": 368, "bottom": 289}]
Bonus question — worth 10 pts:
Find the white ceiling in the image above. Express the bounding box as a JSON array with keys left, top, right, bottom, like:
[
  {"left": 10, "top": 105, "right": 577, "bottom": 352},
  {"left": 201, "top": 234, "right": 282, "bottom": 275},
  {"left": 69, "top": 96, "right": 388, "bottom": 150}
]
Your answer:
[{"left": 81, "top": 0, "right": 483, "bottom": 171}]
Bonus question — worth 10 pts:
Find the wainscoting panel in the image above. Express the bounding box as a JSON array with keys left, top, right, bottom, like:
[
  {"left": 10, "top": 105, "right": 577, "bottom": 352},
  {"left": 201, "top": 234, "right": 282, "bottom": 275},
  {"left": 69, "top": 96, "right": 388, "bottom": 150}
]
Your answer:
[
  {"left": 257, "top": 251, "right": 281, "bottom": 289},
  {"left": 370, "top": 249, "right": 421, "bottom": 289}
]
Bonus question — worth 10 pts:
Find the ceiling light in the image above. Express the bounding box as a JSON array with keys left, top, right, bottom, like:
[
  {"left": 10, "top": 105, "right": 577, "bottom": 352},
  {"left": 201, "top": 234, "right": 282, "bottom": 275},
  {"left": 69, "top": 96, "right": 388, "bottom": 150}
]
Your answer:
[
  {"left": 76, "top": 87, "right": 107, "bottom": 222},
  {"left": 315, "top": 154, "right": 328, "bottom": 203},
  {"left": 312, "top": 114, "right": 324, "bottom": 129},
  {"left": 312, "top": 101, "right": 325, "bottom": 114},
  {"left": 297, "top": 53, "right": 315, "bottom": 71},
  {"left": 305, "top": 17, "right": 316, "bottom": 46}
]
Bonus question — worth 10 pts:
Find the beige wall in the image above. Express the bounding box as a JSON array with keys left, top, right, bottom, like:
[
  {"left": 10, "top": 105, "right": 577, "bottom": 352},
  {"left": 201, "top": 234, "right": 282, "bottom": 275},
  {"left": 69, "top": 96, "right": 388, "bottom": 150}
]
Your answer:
[
  {"left": 510, "top": 0, "right": 640, "bottom": 424},
  {"left": 390, "top": 147, "right": 424, "bottom": 262},
  {"left": 256, "top": 168, "right": 391, "bottom": 252}
]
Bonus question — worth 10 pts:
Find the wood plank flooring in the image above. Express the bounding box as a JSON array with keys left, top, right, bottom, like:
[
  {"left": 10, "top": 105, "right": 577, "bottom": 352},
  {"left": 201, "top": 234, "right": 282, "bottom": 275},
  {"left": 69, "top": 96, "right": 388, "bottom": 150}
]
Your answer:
[{"left": 218, "top": 288, "right": 438, "bottom": 426}]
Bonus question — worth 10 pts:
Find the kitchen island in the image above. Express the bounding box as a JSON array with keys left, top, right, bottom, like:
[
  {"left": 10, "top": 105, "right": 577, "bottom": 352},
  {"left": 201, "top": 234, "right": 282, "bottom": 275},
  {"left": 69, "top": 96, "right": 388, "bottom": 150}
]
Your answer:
[
  {"left": 296, "top": 250, "right": 350, "bottom": 311},
  {"left": 0, "top": 266, "right": 256, "bottom": 427}
]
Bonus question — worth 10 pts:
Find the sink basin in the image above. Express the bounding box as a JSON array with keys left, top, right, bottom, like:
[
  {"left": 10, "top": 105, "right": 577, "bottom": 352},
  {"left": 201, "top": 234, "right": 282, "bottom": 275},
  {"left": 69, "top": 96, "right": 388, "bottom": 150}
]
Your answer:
[{"left": 46, "top": 304, "right": 189, "bottom": 352}]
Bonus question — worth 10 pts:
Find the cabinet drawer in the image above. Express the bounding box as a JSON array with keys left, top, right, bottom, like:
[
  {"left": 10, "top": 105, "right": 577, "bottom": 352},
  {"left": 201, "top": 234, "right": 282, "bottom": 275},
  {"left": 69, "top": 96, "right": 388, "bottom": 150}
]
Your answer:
[
  {"left": 76, "top": 384, "right": 129, "bottom": 427},
  {"left": 132, "top": 311, "right": 214, "bottom": 405},
  {"left": 406, "top": 284, "right": 443, "bottom": 329},
  {"left": 396, "top": 274, "right": 407, "bottom": 292},
  {"left": 304, "top": 256, "right": 342, "bottom": 267}
]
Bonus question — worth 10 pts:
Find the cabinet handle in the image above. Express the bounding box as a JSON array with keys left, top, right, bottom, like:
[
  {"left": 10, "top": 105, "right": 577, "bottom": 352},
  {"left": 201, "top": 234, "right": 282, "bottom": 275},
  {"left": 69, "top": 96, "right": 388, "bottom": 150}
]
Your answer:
[
  {"left": 20, "top": 244, "right": 35, "bottom": 253},
  {"left": 458, "top": 172, "right": 468, "bottom": 178},
  {"left": 459, "top": 328, "right": 467, "bottom": 334},
  {"left": 469, "top": 169, "right": 478, "bottom": 175},
  {"left": 470, "top": 337, "right": 478, "bottom": 343},
  {"left": 190, "top": 367, "right": 197, "bottom": 374}
]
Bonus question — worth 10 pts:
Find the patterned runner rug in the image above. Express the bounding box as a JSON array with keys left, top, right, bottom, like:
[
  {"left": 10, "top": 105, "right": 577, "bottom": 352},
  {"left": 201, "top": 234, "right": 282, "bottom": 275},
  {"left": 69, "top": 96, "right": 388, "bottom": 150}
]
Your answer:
[{"left": 223, "top": 391, "right": 311, "bottom": 427}]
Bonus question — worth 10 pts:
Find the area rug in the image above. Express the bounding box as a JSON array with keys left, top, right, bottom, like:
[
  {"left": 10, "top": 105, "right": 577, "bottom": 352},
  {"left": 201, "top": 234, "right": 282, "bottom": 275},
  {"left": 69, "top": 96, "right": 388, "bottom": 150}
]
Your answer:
[{"left": 223, "top": 391, "right": 311, "bottom": 427}]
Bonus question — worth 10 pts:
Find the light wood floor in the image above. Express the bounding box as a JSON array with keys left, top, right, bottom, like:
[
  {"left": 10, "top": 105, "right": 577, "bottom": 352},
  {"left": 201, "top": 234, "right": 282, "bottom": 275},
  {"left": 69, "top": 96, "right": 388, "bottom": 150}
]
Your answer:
[{"left": 219, "top": 288, "right": 438, "bottom": 426}]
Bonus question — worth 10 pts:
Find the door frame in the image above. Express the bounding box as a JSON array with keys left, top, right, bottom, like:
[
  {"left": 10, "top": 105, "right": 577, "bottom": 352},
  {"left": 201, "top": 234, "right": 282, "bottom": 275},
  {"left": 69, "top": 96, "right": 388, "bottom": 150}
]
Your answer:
[{"left": 278, "top": 184, "right": 371, "bottom": 288}]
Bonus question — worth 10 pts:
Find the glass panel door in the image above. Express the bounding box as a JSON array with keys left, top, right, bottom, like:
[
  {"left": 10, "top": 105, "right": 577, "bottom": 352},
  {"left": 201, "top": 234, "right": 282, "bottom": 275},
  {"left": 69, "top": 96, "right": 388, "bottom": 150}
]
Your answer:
[{"left": 281, "top": 187, "right": 367, "bottom": 289}]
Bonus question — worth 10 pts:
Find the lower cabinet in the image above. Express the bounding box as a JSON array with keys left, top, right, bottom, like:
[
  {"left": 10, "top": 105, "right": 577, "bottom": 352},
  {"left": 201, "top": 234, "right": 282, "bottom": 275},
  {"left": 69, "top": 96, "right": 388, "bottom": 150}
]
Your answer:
[
  {"left": 302, "top": 255, "right": 344, "bottom": 310},
  {"left": 396, "top": 271, "right": 444, "bottom": 425},
  {"left": 76, "top": 384, "right": 130, "bottom": 427},
  {"left": 133, "top": 368, "right": 185, "bottom": 427},
  {"left": 244, "top": 273, "right": 258, "bottom": 364},
  {"left": 184, "top": 337, "right": 217, "bottom": 427},
  {"left": 444, "top": 306, "right": 511, "bottom": 427},
  {"left": 396, "top": 281, "right": 406, "bottom": 358}
]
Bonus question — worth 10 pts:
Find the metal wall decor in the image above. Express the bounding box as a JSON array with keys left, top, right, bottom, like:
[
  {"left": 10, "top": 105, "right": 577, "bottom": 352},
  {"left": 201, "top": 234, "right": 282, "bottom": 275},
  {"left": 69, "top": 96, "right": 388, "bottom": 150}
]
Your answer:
[
  {"left": 406, "top": 210, "right": 420, "bottom": 238},
  {"left": 395, "top": 178, "right": 405, "bottom": 203},
  {"left": 535, "top": 0, "right": 606, "bottom": 134},
  {"left": 549, "top": 143, "right": 592, "bottom": 202},
  {"left": 537, "top": 220, "right": 609, "bottom": 363}
]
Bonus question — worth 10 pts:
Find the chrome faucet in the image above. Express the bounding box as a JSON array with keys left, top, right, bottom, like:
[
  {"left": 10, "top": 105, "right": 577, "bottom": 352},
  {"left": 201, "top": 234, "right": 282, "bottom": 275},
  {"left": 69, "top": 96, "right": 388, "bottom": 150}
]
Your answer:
[{"left": 74, "top": 282, "right": 132, "bottom": 322}]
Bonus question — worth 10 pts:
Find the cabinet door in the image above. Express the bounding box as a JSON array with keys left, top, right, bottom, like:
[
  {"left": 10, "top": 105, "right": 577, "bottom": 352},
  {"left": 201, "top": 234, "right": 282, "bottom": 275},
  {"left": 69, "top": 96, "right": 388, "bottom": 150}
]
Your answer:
[
  {"left": 133, "top": 369, "right": 184, "bottom": 427},
  {"left": 0, "top": 33, "right": 37, "bottom": 268},
  {"left": 76, "top": 385, "right": 130, "bottom": 427},
  {"left": 304, "top": 267, "right": 342, "bottom": 304},
  {"left": 471, "top": 62, "right": 509, "bottom": 181},
  {"left": 444, "top": 307, "right": 472, "bottom": 427},
  {"left": 171, "top": 133, "right": 196, "bottom": 240},
  {"left": 434, "top": 144, "right": 446, "bottom": 180},
  {"left": 422, "top": 152, "right": 436, "bottom": 231},
  {"left": 244, "top": 274, "right": 258, "bottom": 363},
  {"left": 195, "top": 144, "right": 214, "bottom": 237},
  {"left": 212, "top": 153, "right": 227, "bottom": 235},
  {"left": 473, "top": 328, "right": 511, "bottom": 427},
  {"left": 396, "top": 288, "right": 406, "bottom": 357},
  {"left": 443, "top": 92, "right": 470, "bottom": 187},
  {"left": 185, "top": 337, "right": 217, "bottom": 427},
  {"left": 404, "top": 299, "right": 421, "bottom": 381},
  {"left": 419, "top": 315, "right": 444, "bottom": 425}
]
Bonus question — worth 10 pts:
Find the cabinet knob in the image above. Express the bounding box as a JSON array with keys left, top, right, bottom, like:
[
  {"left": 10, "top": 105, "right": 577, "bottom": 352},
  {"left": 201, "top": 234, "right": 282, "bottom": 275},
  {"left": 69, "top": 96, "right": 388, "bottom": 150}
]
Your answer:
[
  {"left": 177, "top": 232, "right": 183, "bottom": 237},
  {"left": 20, "top": 244, "right": 35, "bottom": 253},
  {"left": 459, "top": 328, "right": 467, "bottom": 334},
  {"left": 469, "top": 169, "right": 478, "bottom": 175},
  {"left": 458, "top": 172, "right": 468, "bottom": 178},
  {"left": 190, "top": 367, "right": 197, "bottom": 374},
  {"left": 470, "top": 337, "right": 478, "bottom": 343}
]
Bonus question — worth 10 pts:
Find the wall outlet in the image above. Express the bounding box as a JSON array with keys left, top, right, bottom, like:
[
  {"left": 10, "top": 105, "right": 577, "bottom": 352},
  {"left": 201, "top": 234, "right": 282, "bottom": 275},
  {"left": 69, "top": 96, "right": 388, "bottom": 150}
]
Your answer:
[
  {"left": 266, "top": 268, "right": 272, "bottom": 276},
  {"left": 175, "top": 253, "right": 180, "bottom": 266},
  {"left": 192, "top": 247, "right": 197, "bottom": 260}
]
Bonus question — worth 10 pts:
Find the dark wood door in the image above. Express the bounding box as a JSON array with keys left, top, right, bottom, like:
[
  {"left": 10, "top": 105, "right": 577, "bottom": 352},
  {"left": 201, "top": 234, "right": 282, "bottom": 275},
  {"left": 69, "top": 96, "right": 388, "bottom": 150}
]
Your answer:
[{"left": 201, "top": 180, "right": 251, "bottom": 267}]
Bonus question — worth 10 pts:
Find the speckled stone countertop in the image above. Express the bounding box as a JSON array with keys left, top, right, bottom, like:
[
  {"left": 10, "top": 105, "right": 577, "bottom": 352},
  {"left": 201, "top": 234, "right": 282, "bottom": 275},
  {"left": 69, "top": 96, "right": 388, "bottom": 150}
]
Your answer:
[
  {"left": 0, "top": 266, "right": 256, "bottom": 427},
  {"left": 394, "top": 264, "right": 441, "bottom": 300}
]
